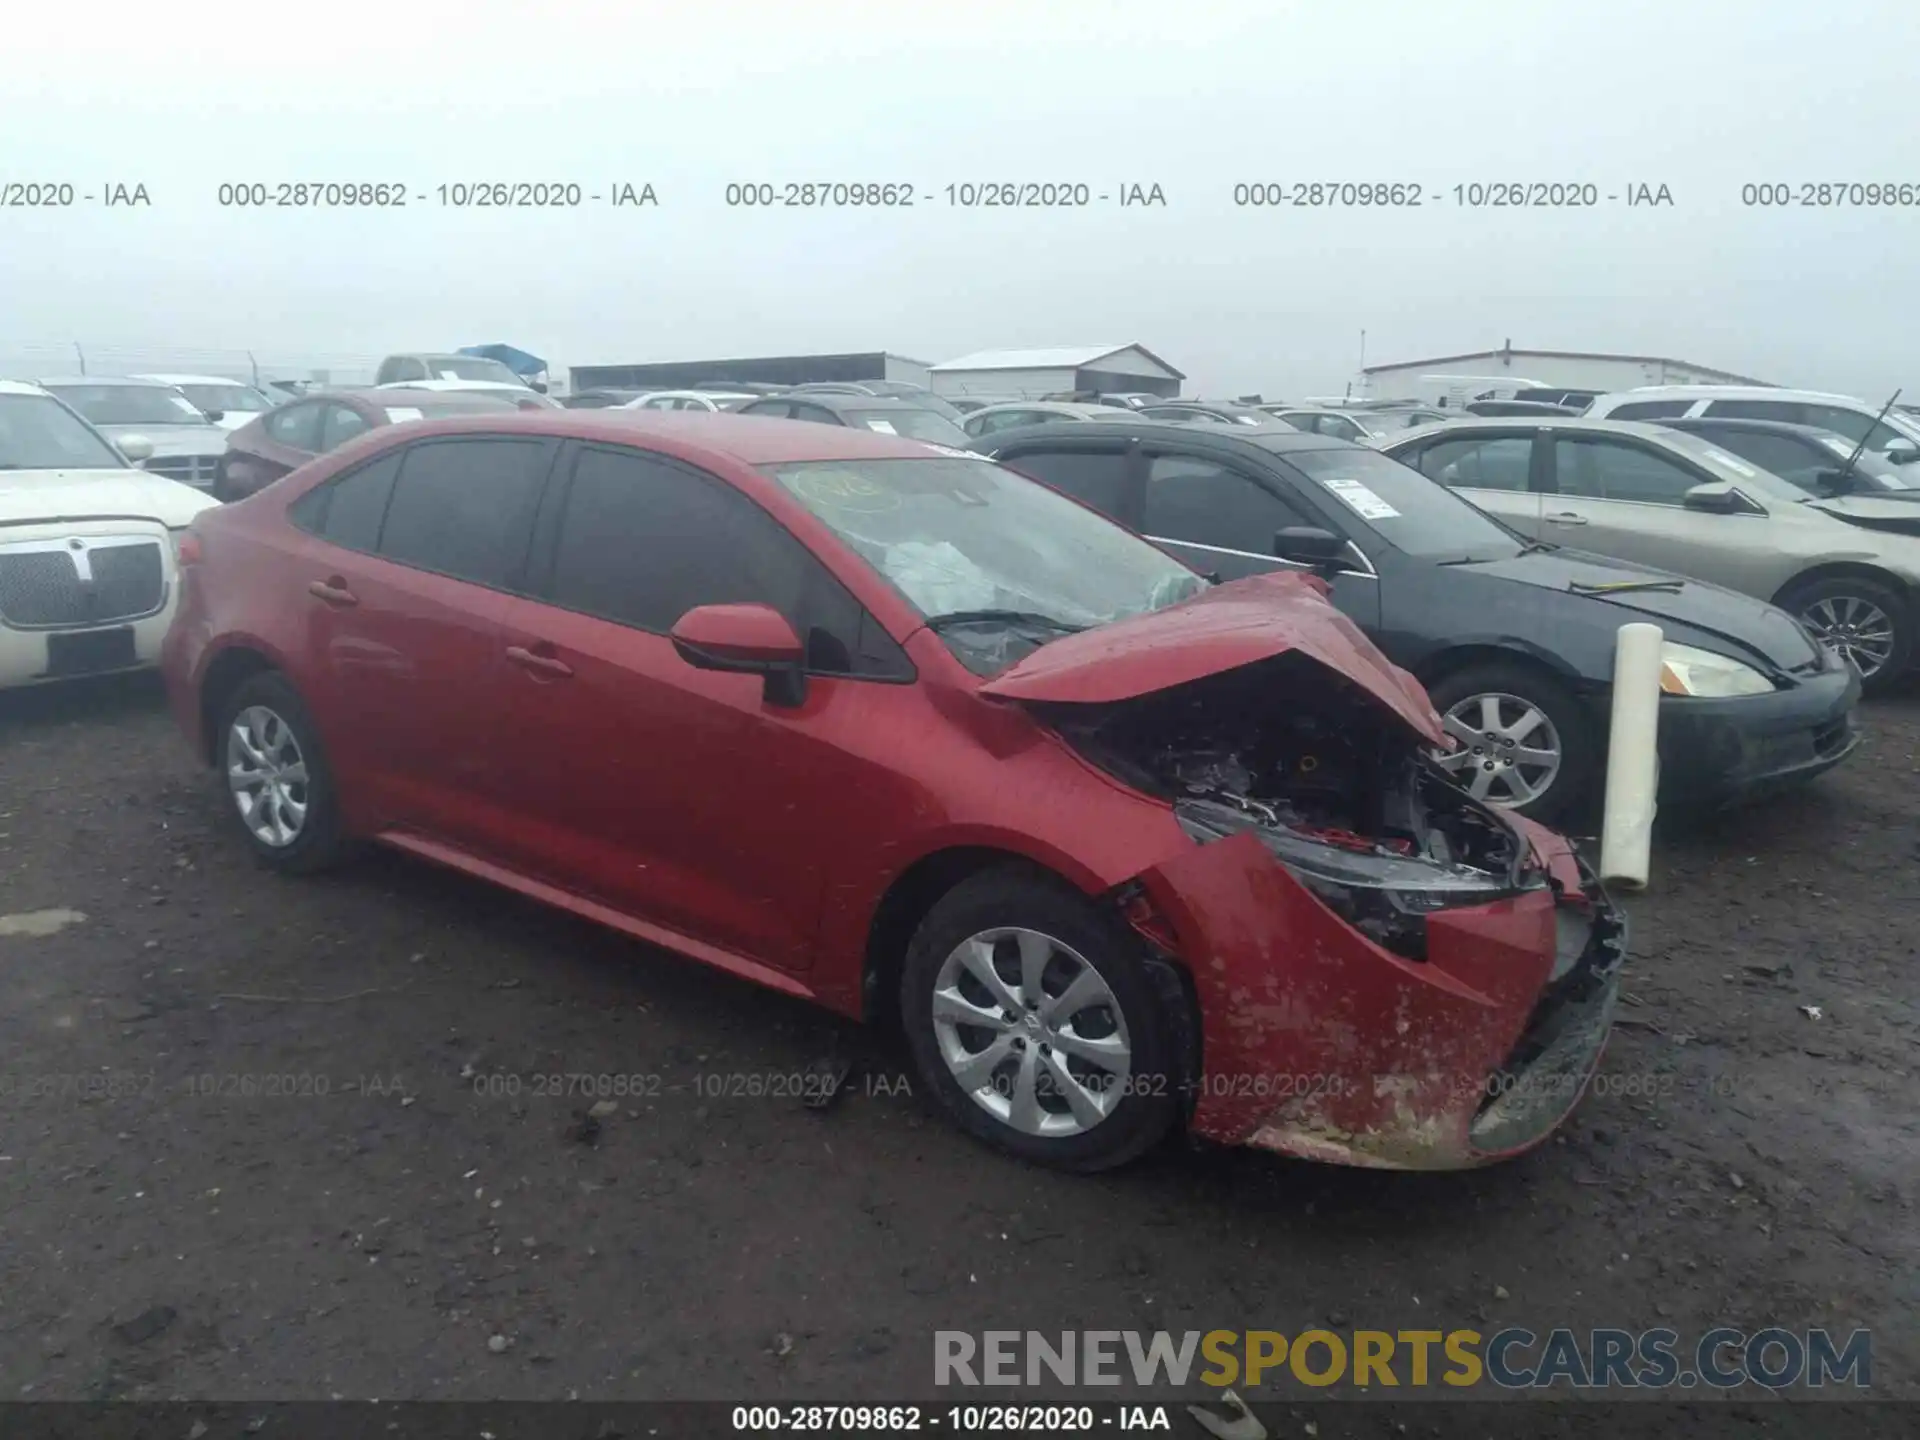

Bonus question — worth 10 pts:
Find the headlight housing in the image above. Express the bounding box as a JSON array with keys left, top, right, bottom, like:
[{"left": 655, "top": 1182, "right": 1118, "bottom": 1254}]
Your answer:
[
  {"left": 1176, "top": 799, "right": 1539, "bottom": 961},
  {"left": 1658, "top": 642, "right": 1773, "bottom": 697}
]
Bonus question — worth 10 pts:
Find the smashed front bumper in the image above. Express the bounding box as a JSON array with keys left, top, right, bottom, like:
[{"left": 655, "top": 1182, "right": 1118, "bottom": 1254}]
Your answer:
[{"left": 1136, "top": 822, "right": 1625, "bottom": 1170}]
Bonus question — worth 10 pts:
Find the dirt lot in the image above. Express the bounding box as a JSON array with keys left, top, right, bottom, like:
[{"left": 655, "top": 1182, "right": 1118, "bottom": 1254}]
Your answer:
[{"left": 1, "top": 673, "right": 1915, "bottom": 1424}]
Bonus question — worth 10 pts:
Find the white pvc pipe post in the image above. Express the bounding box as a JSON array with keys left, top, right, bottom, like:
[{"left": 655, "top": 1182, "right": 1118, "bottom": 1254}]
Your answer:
[{"left": 1599, "top": 622, "right": 1664, "bottom": 891}]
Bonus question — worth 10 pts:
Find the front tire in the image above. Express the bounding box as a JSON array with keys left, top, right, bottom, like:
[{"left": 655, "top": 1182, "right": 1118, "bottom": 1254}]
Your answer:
[
  {"left": 899, "top": 866, "right": 1180, "bottom": 1172},
  {"left": 1778, "top": 574, "right": 1911, "bottom": 696},
  {"left": 1427, "top": 659, "right": 1597, "bottom": 826},
  {"left": 214, "top": 671, "right": 350, "bottom": 873}
]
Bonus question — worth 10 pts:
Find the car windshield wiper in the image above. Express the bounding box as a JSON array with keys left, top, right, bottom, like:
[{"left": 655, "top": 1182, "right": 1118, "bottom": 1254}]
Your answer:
[
  {"left": 1568, "top": 578, "right": 1685, "bottom": 595},
  {"left": 923, "top": 609, "right": 1087, "bottom": 634},
  {"left": 1517, "top": 539, "right": 1559, "bottom": 555}
]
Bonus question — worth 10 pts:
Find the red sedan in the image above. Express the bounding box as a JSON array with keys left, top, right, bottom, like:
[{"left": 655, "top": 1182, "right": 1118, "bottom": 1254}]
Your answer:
[{"left": 161, "top": 410, "right": 1624, "bottom": 1171}]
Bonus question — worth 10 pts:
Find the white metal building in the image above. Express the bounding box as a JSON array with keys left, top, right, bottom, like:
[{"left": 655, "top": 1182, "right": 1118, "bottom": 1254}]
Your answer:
[
  {"left": 929, "top": 344, "right": 1184, "bottom": 399},
  {"left": 1359, "top": 343, "right": 1771, "bottom": 405}
]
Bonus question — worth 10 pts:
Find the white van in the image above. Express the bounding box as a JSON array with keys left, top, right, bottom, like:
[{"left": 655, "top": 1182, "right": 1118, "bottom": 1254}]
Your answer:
[
  {"left": 1417, "top": 374, "right": 1551, "bottom": 409},
  {"left": 1585, "top": 386, "right": 1920, "bottom": 463}
]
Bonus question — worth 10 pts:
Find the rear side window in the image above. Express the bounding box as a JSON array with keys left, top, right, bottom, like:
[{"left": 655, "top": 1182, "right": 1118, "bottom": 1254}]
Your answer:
[
  {"left": 545, "top": 446, "right": 910, "bottom": 679},
  {"left": 999, "top": 448, "right": 1137, "bottom": 520},
  {"left": 1607, "top": 400, "right": 1694, "bottom": 420},
  {"left": 741, "top": 400, "right": 793, "bottom": 419},
  {"left": 264, "top": 402, "right": 325, "bottom": 450},
  {"left": 287, "top": 452, "right": 402, "bottom": 552},
  {"left": 377, "top": 439, "right": 549, "bottom": 587},
  {"left": 1411, "top": 435, "right": 1533, "bottom": 491},
  {"left": 318, "top": 403, "right": 371, "bottom": 452}
]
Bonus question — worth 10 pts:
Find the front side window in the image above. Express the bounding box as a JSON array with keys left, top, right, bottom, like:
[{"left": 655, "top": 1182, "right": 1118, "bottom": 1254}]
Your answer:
[
  {"left": 1411, "top": 434, "right": 1533, "bottom": 492},
  {"left": 1143, "top": 454, "right": 1312, "bottom": 550},
  {"left": 543, "top": 447, "right": 906, "bottom": 678},
  {"left": 1799, "top": 405, "right": 1907, "bottom": 451},
  {"left": 0, "top": 393, "right": 127, "bottom": 470},
  {"left": 45, "top": 384, "right": 207, "bottom": 426},
  {"left": 1551, "top": 437, "right": 1704, "bottom": 505},
  {"left": 377, "top": 439, "right": 548, "bottom": 587},
  {"left": 1318, "top": 415, "right": 1367, "bottom": 442},
  {"left": 762, "top": 456, "right": 1205, "bottom": 676}
]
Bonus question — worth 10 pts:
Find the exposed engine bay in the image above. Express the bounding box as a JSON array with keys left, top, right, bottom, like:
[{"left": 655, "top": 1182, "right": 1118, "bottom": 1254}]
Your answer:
[{"left": 1032, "top": 654, "right": 1543, "bottom": 959}]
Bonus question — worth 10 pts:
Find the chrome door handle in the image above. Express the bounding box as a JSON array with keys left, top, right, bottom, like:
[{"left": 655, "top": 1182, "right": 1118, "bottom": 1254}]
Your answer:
[{"left": 1545, "top": 512, "right": 1590, "bottom": 526}]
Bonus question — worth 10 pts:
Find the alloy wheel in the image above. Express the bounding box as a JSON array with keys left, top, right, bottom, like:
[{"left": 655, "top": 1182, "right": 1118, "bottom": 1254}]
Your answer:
[
  {"left": 226, "top": 704, "right": 309, "bottom": 847},
  {"left": 930, "top": 926, "right": 1132, "bottom": 1138},
  {"left": 1799, "top": 595, "right": 1896, "bottom": 678},
  {"left": 1436, "top": 691, "right": 1564, "bottom": 807}
]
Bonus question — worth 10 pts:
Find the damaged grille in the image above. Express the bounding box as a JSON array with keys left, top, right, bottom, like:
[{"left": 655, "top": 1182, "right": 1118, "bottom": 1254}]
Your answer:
[{"left": 1469, "top": 864, "right": 1626, "bottom": 1154}]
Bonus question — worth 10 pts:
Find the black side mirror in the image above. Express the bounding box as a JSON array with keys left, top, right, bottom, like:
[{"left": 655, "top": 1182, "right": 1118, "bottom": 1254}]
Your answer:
[
  {"left": 530, "top": 380, "right": 549, "bottom": 394},
  {"left": 1813, "top": 467, "right": 1859, "bottom": 496},
  {"left": 1273, "top": 525, "right": 1348, "bottom": 569},
  {"left": 202, "top": 409, "right": 225, "bottom": 423}
]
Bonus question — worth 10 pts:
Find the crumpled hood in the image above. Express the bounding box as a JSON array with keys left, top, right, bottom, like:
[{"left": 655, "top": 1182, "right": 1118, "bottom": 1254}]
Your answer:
[
  {"left": 976, "top": 571, "right": 1447, "bottom": 744},
  {"left": 0, "top": 469, "right": 218, "bottom": 527}
]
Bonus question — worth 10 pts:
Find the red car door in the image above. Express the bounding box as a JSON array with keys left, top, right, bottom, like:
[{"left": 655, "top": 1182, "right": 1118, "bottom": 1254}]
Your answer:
[
  {"left": 282, "top": 435, "right": 556, "bottom": 851},
  {"left": 487, "top": 441, "right": 922, "bottom": 976}
]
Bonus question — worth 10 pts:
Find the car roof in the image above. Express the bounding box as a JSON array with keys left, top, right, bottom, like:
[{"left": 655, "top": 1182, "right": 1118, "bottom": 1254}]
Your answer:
[
  {"left": 358, "top": 408, "right": 969, "bottom": 464},
  {"left": 1659, "top": 416, "right": 1855, "bottom": 440},
  {"left": 754, "top": 393, "right": 939, "bottom": 414},
  {"left": 1388, "top": 415, "right": 1684, "bottom": 445},
  {"left": 1595, "top": 385, "right": 1873, "bottom": 405},
  {"left": 36, "top": 375, "right": 175, "bottom": 388},
  {"left": 131, "top": 373, "right": 259, "bottom": 386},
  {"left": 979, "top": 417, "right": 1358, "bottom": 457}
]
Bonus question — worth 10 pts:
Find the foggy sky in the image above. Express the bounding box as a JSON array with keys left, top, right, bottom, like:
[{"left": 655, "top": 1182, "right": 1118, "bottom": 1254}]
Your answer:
[{"left": 4, "top": 0, "right": 1914, "bottom": 398}]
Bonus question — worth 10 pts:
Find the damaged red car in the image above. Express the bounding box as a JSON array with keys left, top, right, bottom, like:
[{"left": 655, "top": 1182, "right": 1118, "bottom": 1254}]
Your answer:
[{"left": 160, "top": 410, "right": 1625, "bottom": 1172}]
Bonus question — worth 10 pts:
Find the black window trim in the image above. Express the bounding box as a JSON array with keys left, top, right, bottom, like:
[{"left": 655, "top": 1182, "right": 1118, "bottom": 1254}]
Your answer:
[
  {"left": 289, "top": 433, "right": 561, "bottom": 595},
  {"left": 1139, "top": 441, "right": 1379, "bottom": 580},
  {"left": 522, "top": 439, "right": 916, "bottom": 684}
]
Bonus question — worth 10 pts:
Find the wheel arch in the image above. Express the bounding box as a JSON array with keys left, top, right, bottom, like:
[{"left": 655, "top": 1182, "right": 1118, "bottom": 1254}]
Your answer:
[
  {"left": 860, "top": 845, "right": 1082, "bottom": 1030},
  {"left": 1411, "top": 641, "right": 1586, "bottom": 690},
  {"left": 1771, "top": 562, "right": 1912, "bottom": 608},
  {"left": 196, "top": 643, "right": 281, "bottom": 764}
]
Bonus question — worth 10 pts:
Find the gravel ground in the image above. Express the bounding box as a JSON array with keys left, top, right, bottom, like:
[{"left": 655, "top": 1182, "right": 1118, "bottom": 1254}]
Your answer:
[{"left": 0, "top": 672, "right": 1915, "bottom": 1426}]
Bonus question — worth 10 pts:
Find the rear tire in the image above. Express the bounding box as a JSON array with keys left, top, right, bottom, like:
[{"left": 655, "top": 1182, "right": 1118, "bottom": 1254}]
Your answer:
[
  {"left": 1426, "top": 659, "right": 1597, "bottom": 826},
  {"left": 1777, "top": 574, "right": 1911, "bottom": 697},
  {"left": 899, "top": 866, "right": 1180, "bottom": 1172},
  {"left": 213, "top": 671, "right": 350, "bottom": 874}
]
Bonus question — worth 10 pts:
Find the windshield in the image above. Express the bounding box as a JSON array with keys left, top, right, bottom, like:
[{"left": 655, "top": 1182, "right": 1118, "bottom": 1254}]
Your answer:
[
  {"left": 0, "top": 393, "right": 129, "bottom": 470},
  {"left": 177, "top": 383, "right": 274, "bottom": 415},
  {"left": 424, "top": 357, "right": 525, "bottom": 384},
  {"left": 1278, "top": 444, "right": 1525, "bottom": 561},
  {"left": 842, "top": 408, "right": 970, "bottom": 445},
  {"left": 45, "top": 384, "right": 209, "bottom": 426},
  {"left": 762, "top": 456, "right": 1207, "bottom": 675}
]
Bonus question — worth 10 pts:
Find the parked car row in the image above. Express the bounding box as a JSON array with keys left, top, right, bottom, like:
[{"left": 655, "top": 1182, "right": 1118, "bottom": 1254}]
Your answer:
[{"left": 17, "top": 371, "right": 1900, "bottom": 1178}]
